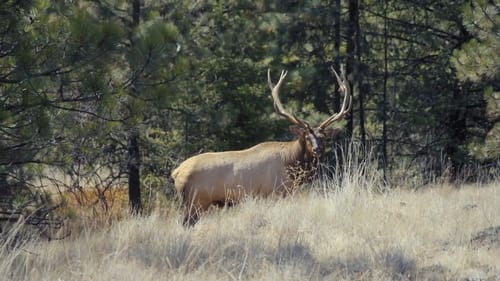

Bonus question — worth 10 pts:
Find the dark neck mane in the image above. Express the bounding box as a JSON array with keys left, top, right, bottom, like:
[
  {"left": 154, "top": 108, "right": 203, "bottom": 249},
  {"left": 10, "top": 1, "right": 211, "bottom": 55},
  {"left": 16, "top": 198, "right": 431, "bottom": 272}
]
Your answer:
[{"left": 284, "top": 138, "right": 320, "bottom": 188}]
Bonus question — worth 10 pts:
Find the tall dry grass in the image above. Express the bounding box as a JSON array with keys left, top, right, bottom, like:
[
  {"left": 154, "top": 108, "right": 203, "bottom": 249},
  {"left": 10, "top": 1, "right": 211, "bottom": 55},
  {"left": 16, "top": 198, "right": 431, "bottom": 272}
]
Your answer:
[
  {"left": 1, "top": 145, "right": 499, "bottom": 280},
  {"left": 1, "top": 180, "right": 499, "bottom": 280}
]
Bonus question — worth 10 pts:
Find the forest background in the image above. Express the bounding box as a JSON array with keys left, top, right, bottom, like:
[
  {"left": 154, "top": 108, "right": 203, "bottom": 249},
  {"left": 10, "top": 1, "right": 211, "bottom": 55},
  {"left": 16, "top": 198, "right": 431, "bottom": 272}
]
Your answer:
[{"left": 0, "top": 0, "right": 498, "bottom": 220}]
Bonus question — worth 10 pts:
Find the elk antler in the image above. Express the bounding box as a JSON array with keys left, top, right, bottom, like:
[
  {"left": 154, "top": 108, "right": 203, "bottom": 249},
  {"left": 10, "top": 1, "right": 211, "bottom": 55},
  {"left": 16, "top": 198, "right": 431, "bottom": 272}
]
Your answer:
[
  {"left": 268, "top": 69, "right": 309, "bottom": 128},
  {"left": 318, "top": 67, "right": 352, "bottom": 129}
]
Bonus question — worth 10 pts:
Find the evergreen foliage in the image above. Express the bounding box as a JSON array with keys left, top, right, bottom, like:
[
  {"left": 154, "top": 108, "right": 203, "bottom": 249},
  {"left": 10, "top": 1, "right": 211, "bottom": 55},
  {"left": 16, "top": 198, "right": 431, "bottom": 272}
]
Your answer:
[{"left": 0, "top": 0, "right": 498, "bottom": 215}]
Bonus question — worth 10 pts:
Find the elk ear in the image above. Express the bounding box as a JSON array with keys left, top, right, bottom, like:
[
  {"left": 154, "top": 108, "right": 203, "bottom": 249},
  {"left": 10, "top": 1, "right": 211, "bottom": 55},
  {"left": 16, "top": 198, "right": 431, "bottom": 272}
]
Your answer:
[
  {"left": 289, "top": 125, "right": 306, "bottom": 136},
  {"left": 322, "top": 128, "right": 342, "bottom": 138}
]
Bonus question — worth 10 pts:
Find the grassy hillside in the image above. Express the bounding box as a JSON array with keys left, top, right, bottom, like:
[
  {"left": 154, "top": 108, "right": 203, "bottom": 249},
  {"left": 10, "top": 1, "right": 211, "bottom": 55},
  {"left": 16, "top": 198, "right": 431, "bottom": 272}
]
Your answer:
[{"left": 1, "top": 180, "right": 499, "bottom": 281}]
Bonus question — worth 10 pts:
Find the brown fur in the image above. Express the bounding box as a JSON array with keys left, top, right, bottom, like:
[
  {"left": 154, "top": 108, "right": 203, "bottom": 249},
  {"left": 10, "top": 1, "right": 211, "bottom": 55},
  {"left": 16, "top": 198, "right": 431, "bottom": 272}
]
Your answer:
[
  {"left": 172, "top": 67, "right": 349, "bottom": 225},
  {"left": 171, "top": 126, "right": 341, "bottom": 225},
  {"left": 172, "top": 138, "right": 316, "bottom": 225}
]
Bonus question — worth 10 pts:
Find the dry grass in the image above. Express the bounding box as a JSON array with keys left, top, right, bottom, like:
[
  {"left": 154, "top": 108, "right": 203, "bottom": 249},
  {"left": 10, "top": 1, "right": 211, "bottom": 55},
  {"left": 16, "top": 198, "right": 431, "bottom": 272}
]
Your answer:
[{"left": 1, "top": 178, "right": 499, "bottom": 281}]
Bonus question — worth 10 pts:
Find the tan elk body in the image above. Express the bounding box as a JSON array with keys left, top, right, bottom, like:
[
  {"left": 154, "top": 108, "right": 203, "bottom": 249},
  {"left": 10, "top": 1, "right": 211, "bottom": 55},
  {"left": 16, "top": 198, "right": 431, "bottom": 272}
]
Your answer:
[{"left": 172, "top": 68, "right": 351, "bottom": 225}]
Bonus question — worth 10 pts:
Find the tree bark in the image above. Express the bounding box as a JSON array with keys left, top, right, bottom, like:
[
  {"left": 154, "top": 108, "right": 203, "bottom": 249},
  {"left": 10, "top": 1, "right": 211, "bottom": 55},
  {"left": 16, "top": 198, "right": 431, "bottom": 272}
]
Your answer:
[
  {"left": 128, "top": 131, "right": 141, "bottom": 213},
  {"left": 382, "top": 0, "right": 389, "bottom": 184},
  {"left": 333, "top": 0, "right": 341, "bottom": 113},
  {"left": 356, "top": 8, "right": 366, "bottom": 149},
  {"left": 445, "top": 88, "right": 467, "bottom": 182},
  {"left": 346, "top": 0, "right": 359, "bottom": 139},
  {"left": 128, "top": 0, "right": 142, "bottom": 214}
]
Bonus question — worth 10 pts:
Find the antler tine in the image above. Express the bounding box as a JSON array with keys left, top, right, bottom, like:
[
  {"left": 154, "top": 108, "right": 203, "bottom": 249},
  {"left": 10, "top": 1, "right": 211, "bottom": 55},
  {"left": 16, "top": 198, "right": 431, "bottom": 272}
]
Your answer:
[
  {"left": 318, "top": 67, "right": 352, "bottom": 129},
  {"left": 333, "top": 67, "right": 352, "bottom": 113},
  {"left": 268, "top": 69, "right": 288, "bottom": 90},
  {"left": 267, "top": 69, "right": 308, "bottom": 127}
]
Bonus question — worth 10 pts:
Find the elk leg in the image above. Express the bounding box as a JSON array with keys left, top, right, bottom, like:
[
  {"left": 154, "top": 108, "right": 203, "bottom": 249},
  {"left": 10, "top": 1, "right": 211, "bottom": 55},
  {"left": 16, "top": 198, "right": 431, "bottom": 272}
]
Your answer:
[
  {"left": 183, "top": 211, "right": 199, "bottom": 226},
  {"left": 183, "top": 199, "right": 211, "bottom": 226},
  {"left": 214, "top": 199, "right": 236, "bottom": 208}
]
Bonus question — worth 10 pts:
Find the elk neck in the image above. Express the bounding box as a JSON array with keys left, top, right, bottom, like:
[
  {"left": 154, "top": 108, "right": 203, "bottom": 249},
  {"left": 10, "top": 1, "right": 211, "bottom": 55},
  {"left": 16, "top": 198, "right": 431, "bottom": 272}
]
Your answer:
[
  {"left": 278, "top": 137, "right": 320, "bottom": 187},
  {"left": 282, "top": 137, "right": 319, "bottom": 171}
]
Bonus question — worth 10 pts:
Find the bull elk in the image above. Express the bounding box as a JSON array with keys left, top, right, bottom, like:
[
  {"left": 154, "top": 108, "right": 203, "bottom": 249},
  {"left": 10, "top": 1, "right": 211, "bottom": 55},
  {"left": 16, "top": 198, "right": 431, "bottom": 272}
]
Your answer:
[{"left": 172, "top": 67, "right": 351, "bottom": 225}]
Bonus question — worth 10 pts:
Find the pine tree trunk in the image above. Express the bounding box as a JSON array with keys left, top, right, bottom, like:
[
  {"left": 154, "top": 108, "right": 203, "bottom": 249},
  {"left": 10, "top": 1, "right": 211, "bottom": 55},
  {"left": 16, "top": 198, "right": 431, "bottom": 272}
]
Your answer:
[
  {"left": 332, "top": 0, "right": 345, "bottom": 171},
  {"left": 356, "top": 12, "right": 366, "bottom": 149},
  {"left": 445, "top": 89, "right": 467, "bottom": 182},
  {"left": 128, "top": 0, "right": 142, "bottom": 214},
  {"left": 0, "top": 173, "right": 9, "bottom": 196},
  {"left": 382, "top": 0, "right": 389, "bottom": 184},
  {"left": 128, "top": 131, "right": 141, "bottom": 213},
  {"left": 333, "top": 0, "right": 341, "bottom": 113},
  {"left": 346, "top": 0, "right": 359, "bottom": 138}
]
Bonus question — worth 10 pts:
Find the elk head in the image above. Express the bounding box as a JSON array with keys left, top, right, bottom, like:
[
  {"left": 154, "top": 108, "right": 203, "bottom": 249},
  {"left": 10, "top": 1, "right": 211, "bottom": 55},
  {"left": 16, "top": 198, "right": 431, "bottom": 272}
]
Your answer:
[{"left": 268, "top": 67, "right": 352, "bottom": 161}]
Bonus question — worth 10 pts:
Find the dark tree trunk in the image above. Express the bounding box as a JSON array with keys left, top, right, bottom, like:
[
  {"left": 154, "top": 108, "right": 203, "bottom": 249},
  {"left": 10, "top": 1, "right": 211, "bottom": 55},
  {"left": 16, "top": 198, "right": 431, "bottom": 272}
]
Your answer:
[
  {"left": 445, "top": 90, "right": 467, "bottom": 182},
  {"left": 0, "top": 173, "right": 10, "bottom": 196},
  {"left": 128, "top": 131, "right": 141, "bottom": 213},
  {"left": 132, "top": 0, "right": 140, "bottom": 26},
  {"left": 381, "top": 0, "right": 389, "bottom": 185},
  {"left": 128, "top": 0, "right": 142, "bottom": 214},
  {"left": 333, "top": 0, "right": 341, "bottom": 113},
  {"left": 346, "top": 0, "right": 359, "bottom": 139},
  {"left": 356, "top": 12, "right": 366, "bottom": 149},
  {"left": 331, "top": 0, "right": 346, "bottom": 170}
]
